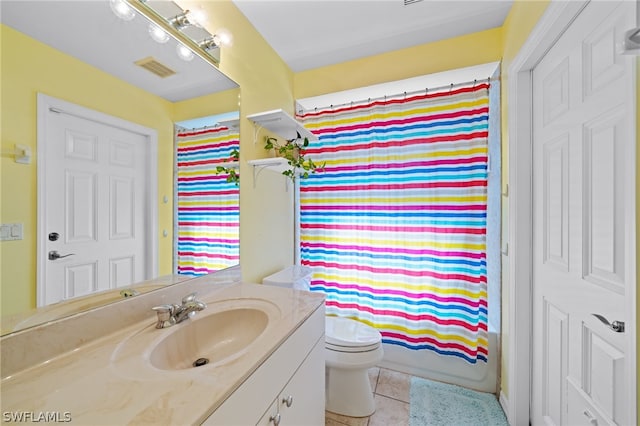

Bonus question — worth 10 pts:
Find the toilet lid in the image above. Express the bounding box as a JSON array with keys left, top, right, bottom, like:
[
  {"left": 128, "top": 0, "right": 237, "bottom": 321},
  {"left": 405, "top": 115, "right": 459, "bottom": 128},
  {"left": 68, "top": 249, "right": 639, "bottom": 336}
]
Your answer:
[{"left": 325, "top": 316, "right": 382, "bottom": 348}]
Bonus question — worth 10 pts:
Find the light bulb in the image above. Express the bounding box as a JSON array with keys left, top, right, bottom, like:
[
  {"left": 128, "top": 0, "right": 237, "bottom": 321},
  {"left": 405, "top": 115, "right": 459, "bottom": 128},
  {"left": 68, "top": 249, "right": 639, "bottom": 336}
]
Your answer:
[
  {"left": 110, "top": 0, "right": 135, "bottom": 21},
  {"left": 213, "top": 28, "right": 233, "bottom": 47},
  {"left": 148, "top": 24, "right": 169, "bottom": 44},
  {"left": 184, "top": 8, "right": 207, "bottom": 28},
  {"left": 176, "top": 44, "right": 194, "bottom": 61}
]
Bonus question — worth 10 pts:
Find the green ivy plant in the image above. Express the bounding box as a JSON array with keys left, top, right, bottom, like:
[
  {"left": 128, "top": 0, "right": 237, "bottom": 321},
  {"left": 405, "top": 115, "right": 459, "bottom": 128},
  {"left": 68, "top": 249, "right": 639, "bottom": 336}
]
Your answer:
[
  {"left": 264, "top": 131, "right": 324, "bottom": 181},
  {"left": 215, "top": 148, "right": 240, "bottom": 186}
]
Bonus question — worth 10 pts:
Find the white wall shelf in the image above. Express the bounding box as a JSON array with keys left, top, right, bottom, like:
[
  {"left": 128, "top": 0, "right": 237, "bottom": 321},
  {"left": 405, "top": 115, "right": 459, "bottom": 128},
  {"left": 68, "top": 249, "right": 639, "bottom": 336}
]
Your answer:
[
  {"left": 246, "top": 109, "right": 316, "bottom": 188},
  {"left": 246, "top": 109, "right": 317, "bottom": 142},
  {"left": 247, "top": 157, "right": 289, "bottom": 174},
  {"left": 247, "top": 157, "right": 295, "bottom": 189}
]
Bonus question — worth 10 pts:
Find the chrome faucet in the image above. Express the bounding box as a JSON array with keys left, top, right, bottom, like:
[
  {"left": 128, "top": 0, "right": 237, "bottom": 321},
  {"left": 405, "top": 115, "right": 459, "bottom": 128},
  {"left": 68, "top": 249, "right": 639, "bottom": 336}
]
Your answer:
[{"left": 152, "top": 292, "right": 207, "bottom": 329}]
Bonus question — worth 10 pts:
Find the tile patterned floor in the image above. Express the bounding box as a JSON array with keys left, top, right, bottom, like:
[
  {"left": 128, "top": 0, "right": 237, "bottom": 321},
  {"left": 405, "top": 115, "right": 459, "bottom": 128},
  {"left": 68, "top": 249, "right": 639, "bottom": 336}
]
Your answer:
[{"left": 326, "top": 367, "right": 412, "bottom": 426}]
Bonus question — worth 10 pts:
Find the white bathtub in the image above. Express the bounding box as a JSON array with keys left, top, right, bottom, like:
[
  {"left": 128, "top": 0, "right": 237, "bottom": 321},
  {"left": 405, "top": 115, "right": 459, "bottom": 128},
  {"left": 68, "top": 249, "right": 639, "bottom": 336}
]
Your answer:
[{"left": 378, "top": 329, "right": 499, "bottom": 393}]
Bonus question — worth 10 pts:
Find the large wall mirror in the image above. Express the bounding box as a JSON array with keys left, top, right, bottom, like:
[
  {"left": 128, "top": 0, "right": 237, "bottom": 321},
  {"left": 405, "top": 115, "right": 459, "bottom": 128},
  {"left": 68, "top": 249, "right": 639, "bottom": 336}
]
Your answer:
[{"left": 0, "top": 0, "right": 240, "bottom": 335}]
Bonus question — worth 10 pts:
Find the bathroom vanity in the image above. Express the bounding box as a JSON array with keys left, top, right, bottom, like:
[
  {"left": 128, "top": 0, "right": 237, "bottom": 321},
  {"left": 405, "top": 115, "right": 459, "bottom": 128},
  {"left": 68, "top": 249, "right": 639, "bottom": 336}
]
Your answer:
[
  {"left": 0, "top": 276, "right": 325, "bottom": 425},
  {"left": 204, "top": 301, "right": 325, "bottom": 425}
]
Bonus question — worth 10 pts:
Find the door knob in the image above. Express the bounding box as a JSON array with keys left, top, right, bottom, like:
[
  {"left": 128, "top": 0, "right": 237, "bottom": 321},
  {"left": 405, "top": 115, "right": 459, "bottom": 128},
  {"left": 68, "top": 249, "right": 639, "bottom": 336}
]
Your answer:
[
  {"left": 48, "top": 250, "right": 75, "bottom": 261},
  {"left": 592, "top": 314, "right": 625, "bottom": 333}
]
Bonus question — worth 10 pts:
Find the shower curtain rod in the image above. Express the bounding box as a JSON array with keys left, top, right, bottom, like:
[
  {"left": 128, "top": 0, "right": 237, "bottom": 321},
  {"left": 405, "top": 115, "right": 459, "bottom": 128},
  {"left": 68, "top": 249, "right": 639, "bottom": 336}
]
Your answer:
[
  {"left": 175, "top": 123, "right": 227, "bottom": 132},
  {"left": 298, "top": 76, "right": 491, "bottom": 114}
]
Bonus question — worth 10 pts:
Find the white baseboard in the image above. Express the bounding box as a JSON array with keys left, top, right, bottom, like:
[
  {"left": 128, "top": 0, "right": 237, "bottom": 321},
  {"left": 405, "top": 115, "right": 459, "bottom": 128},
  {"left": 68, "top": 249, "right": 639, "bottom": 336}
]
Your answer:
[{"left": 499, "top": 391, "right": 510, "bottom": 424}]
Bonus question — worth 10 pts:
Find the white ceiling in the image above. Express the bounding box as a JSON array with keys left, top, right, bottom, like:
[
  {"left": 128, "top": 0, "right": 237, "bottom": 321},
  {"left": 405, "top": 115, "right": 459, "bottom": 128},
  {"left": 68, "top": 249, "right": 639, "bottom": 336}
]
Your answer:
[
  {"left": 231, "top": 0, "right": 513, "bottom": 72},
  {"left": 0, "top": 1, "right": 238, "bottom": 102}
]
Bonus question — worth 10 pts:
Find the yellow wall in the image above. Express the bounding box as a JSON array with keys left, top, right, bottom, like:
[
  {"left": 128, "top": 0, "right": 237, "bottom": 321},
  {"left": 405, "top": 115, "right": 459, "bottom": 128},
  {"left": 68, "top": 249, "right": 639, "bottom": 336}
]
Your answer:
[
  {"left": 295, "top": 28, "right": 502, "bottom": 100},
  {"left": 173, "top": 88, "right": 241, "bottom": 123},
  {"left": 0, "top": 25, "right": 176, "bottom": 316}
]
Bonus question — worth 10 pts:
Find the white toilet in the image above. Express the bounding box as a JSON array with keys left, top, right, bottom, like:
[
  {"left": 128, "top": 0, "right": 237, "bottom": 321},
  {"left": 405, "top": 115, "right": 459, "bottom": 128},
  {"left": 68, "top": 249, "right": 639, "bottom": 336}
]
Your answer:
[
  {"left": 263, "top": 266, "right": 384, "bottom": 417},
  {"left": 325, "top": 316, "right": 384, "bottom": 417}
]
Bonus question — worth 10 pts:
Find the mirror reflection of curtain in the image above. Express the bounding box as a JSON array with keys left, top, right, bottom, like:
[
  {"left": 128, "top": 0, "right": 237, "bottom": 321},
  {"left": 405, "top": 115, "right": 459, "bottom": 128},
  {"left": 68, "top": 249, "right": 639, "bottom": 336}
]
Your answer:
[
  {"left": 298, "top": 84, "right": 490, "bottom": 364},
  {"left": 175, "top": 125, "right": 239, "bottom": 275}
]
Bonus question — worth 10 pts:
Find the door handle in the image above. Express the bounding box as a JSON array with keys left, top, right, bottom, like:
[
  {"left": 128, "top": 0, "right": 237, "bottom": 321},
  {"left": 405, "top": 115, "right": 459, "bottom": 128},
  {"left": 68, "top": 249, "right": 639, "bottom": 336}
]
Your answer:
[
  {"left": 48, "top": 250, "right": 75, "bottom": 261},
  {"left": 592, "top": 314, "right": 625, "bottom": 333}
]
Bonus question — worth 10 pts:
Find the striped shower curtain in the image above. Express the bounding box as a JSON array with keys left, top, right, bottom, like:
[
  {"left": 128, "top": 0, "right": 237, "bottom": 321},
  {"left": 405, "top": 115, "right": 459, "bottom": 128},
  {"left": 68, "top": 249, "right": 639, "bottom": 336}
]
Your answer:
[
  {"left": 175, "top": 125, "right": 239, "bottom": 275},
  {"left": 298, "top": 84, "right": 489, "bottom": 363}
]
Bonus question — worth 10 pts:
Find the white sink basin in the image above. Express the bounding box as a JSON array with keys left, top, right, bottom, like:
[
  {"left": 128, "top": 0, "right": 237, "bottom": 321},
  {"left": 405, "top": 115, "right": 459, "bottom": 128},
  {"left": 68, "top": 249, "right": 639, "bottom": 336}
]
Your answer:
[
  {"left": 109, "top": 296, "right": 282, "bottom": 379},
  {"left": 149, "top": 308, "right": 269, "bottom": 370}
]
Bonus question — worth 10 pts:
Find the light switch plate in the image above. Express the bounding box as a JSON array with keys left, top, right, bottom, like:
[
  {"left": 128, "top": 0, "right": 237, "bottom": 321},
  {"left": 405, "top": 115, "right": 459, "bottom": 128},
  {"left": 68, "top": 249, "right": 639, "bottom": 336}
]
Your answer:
[{"left": 1, "top": 223, "right": 23, "bottom": 241}]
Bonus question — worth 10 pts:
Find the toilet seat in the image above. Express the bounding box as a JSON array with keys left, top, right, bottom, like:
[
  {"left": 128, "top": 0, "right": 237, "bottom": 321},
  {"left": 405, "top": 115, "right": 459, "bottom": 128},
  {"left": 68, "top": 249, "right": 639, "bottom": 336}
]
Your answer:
[
  {"left": 325, "top": 316, "right": 381, "bottom": 352},
  {"left": 325, "top": 341, "right": 380, "bottom": 353}
]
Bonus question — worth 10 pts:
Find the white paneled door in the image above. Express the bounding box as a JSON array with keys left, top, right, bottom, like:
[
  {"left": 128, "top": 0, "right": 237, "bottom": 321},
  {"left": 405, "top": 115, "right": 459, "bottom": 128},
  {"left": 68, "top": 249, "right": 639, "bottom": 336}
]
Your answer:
[
  {"left": 40, "top": 97, "right": 152, "bottom": 306},
  {"left": 532, "top": 1, "right": 636, "bottom": 425}
]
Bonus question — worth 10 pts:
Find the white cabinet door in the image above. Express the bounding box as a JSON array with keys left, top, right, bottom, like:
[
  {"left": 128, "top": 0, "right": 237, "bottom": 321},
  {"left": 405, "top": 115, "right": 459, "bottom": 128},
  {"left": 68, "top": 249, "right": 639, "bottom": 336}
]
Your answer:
[{"left": 279, "top": 338, "right": 325, "bottom": 426}]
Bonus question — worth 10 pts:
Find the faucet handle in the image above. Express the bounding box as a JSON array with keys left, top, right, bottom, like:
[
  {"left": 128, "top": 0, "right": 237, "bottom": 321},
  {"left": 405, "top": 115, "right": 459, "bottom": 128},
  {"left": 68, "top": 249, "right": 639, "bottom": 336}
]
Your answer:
[
  {"left": 153, "top": 304, "right": 173, "bottom": 313},
  {"left": 181, "top": 292, "right": 198, "bottom": 305},
  {"left": 152, "top": 304, "right": 176, "bottom": 328}
]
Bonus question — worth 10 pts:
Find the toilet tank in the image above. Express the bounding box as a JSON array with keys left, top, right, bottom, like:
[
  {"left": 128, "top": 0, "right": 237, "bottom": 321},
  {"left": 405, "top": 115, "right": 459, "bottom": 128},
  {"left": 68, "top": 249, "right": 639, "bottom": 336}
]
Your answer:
[{"left": 262, "top": 266, "right": 313, "bottom": 291}]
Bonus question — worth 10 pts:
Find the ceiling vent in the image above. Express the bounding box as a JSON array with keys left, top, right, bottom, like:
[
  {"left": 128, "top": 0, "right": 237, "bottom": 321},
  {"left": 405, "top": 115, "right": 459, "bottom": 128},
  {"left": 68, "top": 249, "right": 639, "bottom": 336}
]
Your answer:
[
  {"left": 404, "top": 0, "right": 423, "bottom": 5},
  {"left": 134, "top": 57, "right": 176, "bottom": 78}
]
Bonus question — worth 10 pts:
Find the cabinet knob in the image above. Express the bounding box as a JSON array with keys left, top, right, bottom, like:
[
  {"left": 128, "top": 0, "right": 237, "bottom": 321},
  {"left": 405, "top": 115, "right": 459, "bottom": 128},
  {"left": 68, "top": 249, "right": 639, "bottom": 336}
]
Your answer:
[
  {"left": 282, "top": 395, "right": 293, "bottom": 407},
  {"left": 269, "top": 413, "right": 281, "bottom": 426}
]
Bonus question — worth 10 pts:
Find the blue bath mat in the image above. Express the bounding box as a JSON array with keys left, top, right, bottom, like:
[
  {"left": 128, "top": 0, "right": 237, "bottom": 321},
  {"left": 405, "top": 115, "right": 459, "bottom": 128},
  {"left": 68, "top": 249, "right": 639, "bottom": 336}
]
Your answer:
[{"left": 409, "top": 377, "right": 508, "bottom": 426}]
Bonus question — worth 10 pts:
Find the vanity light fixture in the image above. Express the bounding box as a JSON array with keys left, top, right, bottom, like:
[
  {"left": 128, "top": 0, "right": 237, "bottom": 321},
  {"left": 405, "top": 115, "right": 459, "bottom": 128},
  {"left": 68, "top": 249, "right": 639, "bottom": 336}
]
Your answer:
[
  {"left": 198, "top": 36, "right": 219, "bottom": 51},
  {"left": 198, "top": 28, "right": 233, "bottom": 51},
  {"left": 125, "top": 0, "right": 225, "bottom": 67},
  {"left": 110, "top": 0, "right": 135, "bottom": 21},
  {"left": 169, "top": 8, "right": 207, "bottom": 30},
  {"left": 148, "top": 23, "right": 170, "bottom": 43}
]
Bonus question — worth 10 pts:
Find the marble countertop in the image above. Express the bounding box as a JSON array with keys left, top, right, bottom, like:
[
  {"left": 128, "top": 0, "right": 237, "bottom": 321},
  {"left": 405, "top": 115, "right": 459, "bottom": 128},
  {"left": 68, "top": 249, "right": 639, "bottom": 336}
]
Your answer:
[{"left": 0, "top": 282, "right": 325, "bottom": 425}]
